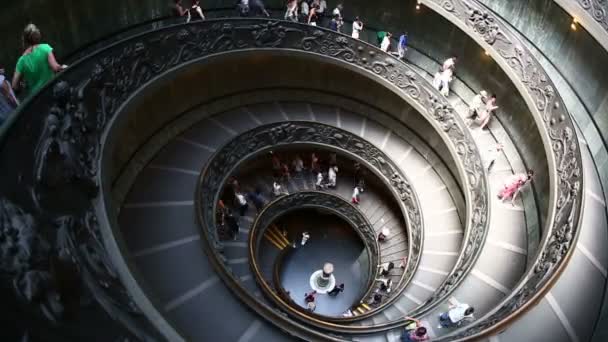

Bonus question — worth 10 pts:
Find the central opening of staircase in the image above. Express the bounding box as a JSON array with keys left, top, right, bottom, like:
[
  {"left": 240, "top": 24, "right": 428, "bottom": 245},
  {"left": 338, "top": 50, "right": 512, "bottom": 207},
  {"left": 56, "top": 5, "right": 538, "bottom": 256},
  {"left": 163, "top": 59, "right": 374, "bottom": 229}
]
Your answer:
[{"left": 268, "top": 208, "right": 370, "bottom": 317}]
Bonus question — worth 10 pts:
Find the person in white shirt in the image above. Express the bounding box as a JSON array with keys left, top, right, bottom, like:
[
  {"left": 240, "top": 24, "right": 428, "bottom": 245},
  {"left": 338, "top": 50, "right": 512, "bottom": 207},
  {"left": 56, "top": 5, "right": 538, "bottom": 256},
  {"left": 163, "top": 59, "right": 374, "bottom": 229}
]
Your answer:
[
  {"left": 442, "top": 56, "right": 457, "bottom": 71},
  {"left": 351, "top": 186, "right": 361, "bottom": 204},
  {"left": 316, "top": 171, "right": 326, "bottom": 189},
  {"left": 485, "top": 143, "right": 503, "bottom": 172},
  {"left": 301, "top": 231, "right": 310, "bottom": 245},
  {"left": 318, "top": 0, "right": 327, "bottom": 16},
  {"left": 352, "top": 17, "right": 364, "bottom": 39},
  {"left": 378, "top": 261, "right": 394, "bottom": 276},
  {"left": 380, "top": 32, "right": 392, "bottom": 52},
  {"left": 343, "top": 309, "right": 354, "bottom": 317},
  {"left": 439, "top": 68, "right": 453, "bottom": 96},
  {"left": 438, "top": 301, "right": 474, "bottom": 328},
  {"left": 272, "top": 181, "right": 288, "bottom": 197},
  {"left": 375, "top": 277, "right": 393, "bottom": 293},
  {"left": 332, "top": 3, "right": 343, "bottom": 17},
  {"left": 432, "top": 68, "right": 443, "bottom": 91},
  {"left": 378, "top": 227, "right": 390, "bottom": 242},
  {"left": 475, "top": 94, "right": 498, "bottom": 129},
  {"left": 299, "top": 0, "right": 309, "bottom": 22},
  {"left": 235, "top": 192, "right": 248, "bottom": 216},
  {"left": 468, "top": 90, "right": 488, "bottom": 120},
  {"left": 285, "top": 0, "right": 298, "bottom": 21},
  {"left": 327, "top": 166, "right": 338, "bottom": 188}
]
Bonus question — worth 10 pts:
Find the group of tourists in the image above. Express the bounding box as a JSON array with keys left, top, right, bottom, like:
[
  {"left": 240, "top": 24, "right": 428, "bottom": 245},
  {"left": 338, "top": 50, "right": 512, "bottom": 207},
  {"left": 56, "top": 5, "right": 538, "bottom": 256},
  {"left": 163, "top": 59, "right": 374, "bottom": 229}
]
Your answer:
[
  {"left": 0, "top": 4, "right": 538, "bottom": 338},
  {"left": 435, "top": 55, "right": 534, "bottom": 206},
  {"left": 467, "top": 89, "right": 499, "bottom": 130},
  {"left": 172, "top": 0, "right": 207, "bottom": 21},
  {"left": 397, "top": 299, "right": 475, "bottom": 341},
  {"left": 303, "top": 282, "right": 345, "bottom": 312},
  {"left": 376, "top": 31, "right": 409, "bottom": 59},
  {"left": 284, "top": 0, "right": 345, "bottom": 30}
]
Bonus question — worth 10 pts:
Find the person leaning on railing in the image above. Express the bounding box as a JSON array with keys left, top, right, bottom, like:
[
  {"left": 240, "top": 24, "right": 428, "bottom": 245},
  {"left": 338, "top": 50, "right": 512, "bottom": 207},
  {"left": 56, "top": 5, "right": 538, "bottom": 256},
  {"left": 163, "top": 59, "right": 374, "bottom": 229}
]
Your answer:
[{"left": 12, "top": 24, "right": 68, "bottom": 98}]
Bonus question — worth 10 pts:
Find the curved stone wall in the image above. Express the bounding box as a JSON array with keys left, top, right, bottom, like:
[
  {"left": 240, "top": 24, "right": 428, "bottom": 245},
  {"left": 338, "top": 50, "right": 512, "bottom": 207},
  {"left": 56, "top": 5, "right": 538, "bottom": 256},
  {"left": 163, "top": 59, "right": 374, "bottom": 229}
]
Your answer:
[
  {"left": 104, "top": 52, "right": 458, "bottom": 189},
  {"left": 0, "top": 0, "right": 596, "bottom": 336},
  {"left": 0, "top": 1, "right": 565, "bottom": 223},
  {"left": 4, "top": 0, "right": 608, "bottom": 162},
  {"left": 477, "top": 0, "right": 608, "bottom": 195},
  {"left": 332, "top": 0, "right": 551, "bottom": 220}
]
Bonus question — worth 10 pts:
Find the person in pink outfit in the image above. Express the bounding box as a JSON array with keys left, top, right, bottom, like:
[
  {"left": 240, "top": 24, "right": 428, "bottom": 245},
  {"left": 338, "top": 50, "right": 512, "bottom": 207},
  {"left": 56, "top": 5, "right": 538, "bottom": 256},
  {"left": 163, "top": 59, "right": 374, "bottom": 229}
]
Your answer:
[
  {"left": 351, "top": 186, "right": 361, "bottom": 204},
  {"left": 498, "top": 170, "right": 534, "bottom": 205}
]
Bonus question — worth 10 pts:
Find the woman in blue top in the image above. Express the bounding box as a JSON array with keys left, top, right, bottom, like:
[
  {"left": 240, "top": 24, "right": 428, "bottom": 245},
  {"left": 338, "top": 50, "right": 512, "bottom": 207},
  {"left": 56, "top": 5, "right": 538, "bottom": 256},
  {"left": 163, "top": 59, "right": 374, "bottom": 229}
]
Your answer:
[{"left": 398, "top": 32, "right": 408, "bottom": 59}]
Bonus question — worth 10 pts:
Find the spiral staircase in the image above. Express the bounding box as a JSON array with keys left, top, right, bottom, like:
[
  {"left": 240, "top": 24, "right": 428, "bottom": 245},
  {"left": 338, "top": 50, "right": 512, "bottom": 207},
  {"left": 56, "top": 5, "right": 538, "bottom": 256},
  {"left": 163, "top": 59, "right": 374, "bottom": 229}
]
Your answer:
[{"left": 1, "top": 1, "right": 607, "bottom": 341}]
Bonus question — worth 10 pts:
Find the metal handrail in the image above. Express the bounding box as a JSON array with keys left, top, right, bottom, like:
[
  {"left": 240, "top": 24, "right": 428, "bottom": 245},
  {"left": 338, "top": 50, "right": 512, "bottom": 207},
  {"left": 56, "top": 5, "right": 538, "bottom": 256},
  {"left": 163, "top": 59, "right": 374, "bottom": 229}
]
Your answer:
[
  {"left": 417, "top": 0, "right": 584, "bottom": 340},
  {"left": 249, "top": 191, "right": 379, "bottom": 323},
  {"left": 196, "top": 120, "right": 424, "bottom": 328},
  {"left": 0, "top": 17, "right": 494, "bottom": 339}
]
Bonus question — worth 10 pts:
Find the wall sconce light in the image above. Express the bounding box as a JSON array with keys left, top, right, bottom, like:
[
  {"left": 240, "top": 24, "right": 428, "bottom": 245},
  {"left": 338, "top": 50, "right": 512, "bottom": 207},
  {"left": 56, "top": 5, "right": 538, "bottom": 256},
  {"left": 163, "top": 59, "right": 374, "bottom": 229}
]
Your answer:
[
  {"left": 571, "top": 18, "right": 578, "bottom": 31},
  {"left": 416, "top": 0, "right": 421, "bottom": 11},
  {"left": 484, "top": 50, "right": 490, "bottom": 56}
]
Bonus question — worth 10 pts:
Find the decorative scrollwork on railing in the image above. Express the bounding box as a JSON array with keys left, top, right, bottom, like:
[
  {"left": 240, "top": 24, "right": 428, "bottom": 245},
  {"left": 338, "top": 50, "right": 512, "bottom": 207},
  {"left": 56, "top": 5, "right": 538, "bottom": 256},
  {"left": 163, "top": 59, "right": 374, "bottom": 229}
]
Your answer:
[
  {"left": 249, "top": 191, "right": 379, "bottom": 312},
  {"left": 0, "top": 199, "right": 152, "bottom": 339},
  {"left": 420, "top": 0, "right": 583, "bottom": 339},
  {"left": 577, "top": 0, "right": 608, "bottom": 31},
  {"left": 198, "top": 120, "right": 424, "bottom": 322},
  {"left": 1, "top": 18, "right": 489, "bottom": 337}
]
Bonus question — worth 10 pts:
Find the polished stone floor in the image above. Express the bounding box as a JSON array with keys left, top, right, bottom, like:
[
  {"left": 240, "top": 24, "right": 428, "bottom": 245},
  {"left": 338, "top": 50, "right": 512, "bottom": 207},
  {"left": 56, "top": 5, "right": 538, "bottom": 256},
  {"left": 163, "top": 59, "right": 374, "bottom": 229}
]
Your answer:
[{"left": 276, "top": 210, "right": 370, "bottom": 317}]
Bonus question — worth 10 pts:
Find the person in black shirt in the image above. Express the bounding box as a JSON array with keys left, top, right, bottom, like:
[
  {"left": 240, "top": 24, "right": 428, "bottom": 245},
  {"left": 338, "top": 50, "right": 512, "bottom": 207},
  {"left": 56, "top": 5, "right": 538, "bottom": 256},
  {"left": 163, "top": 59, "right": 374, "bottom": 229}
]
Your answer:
[
  {"left": 328, "top": 283, "right": 345, "bottom": 296},
  {"left": 190, "top": 0, "right": 206, "bottom": 20}
]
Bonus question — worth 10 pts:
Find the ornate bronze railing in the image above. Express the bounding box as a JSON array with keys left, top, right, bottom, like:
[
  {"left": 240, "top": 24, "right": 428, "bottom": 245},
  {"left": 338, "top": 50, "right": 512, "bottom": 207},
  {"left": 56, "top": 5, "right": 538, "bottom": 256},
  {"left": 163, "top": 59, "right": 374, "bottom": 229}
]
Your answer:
[
  {"left": 417, "top": 0, "right": 584, "bottom": 340},
  {"left": 249, "top": 191, "right": 379, "bottom": 320},
  {"left": 0, "top": 18, "right": 491, "bottom": 339},
  {"left": 197, "top": 120, "right": 423, "bottom": 325}
]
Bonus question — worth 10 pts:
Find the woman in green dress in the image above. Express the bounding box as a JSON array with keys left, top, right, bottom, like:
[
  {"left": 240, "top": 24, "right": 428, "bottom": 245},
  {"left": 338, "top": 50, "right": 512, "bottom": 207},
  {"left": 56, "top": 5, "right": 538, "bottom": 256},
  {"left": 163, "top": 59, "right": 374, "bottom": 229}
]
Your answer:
[{"left": 12, "top": 24, "right": 67, "bottom": 97}]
